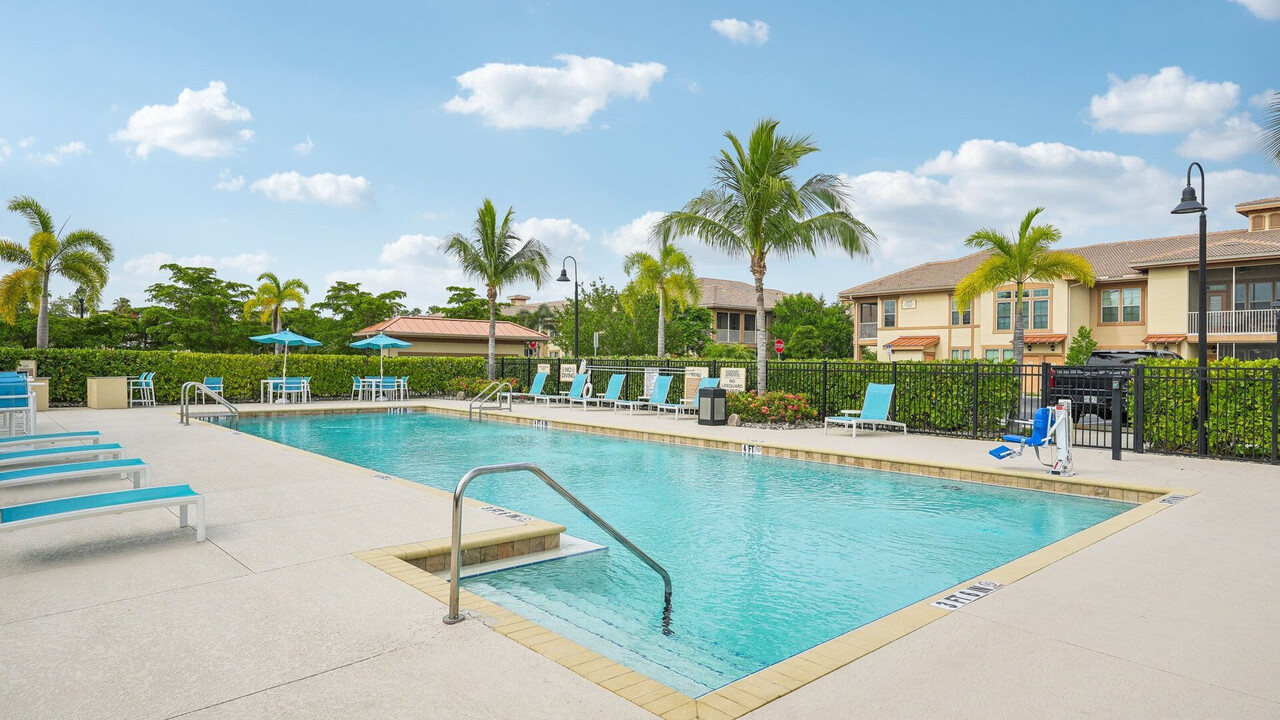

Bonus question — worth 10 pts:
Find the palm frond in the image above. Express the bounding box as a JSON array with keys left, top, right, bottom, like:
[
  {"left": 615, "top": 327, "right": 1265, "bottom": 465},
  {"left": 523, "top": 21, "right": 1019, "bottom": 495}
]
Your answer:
[
  {"left": 60, "top": 229, "right": 114, "bottom": 263},
  {"left": 0, "top": 239, "right": 33, "bottom": 266},
  {"left": 1262, "top": 92, "right": 1280, "bottom": 164},
  {"left": 0, "top": 268, "right": 40, "bottom": 323},
  {"left": 953, "top": 254, "right": 1015, "bottom": 311},
  {"left": 6, "top": 196, "right": 55, "bottom": 236}
]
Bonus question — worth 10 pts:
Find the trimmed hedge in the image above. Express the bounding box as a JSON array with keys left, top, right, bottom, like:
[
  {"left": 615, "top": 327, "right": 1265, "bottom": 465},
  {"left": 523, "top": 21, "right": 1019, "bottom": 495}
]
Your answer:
[
  {"left": 0, "top": 348, "right": 487, "bottom": 404},
  {"left": 1135, "top": 357, "right": 1280, "bottom": 459}
]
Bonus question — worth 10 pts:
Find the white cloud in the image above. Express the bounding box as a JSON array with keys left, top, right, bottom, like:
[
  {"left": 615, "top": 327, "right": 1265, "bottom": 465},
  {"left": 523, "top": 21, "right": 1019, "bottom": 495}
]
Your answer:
[
  {"left": 1176, "top": 114, "right": 1262, "bottom": 161},
  {"left": 249, "top": 171, "right": 372, "bottom": 207},
  {"left": 443, "top": 54, "right": 666, "bottom": 131},
  {"left": 292, "top": 135, "right": 314, "bottom": 155},
  {"left": 18, "top": 136, "right": 35, "bottom": 149},
  {"left": 1230, "top": 0, "right": 1280, "bottom": 20},
  {"left": 121, "top": 251, "right": 275, "bottom": 280},
  {"left": 378, "top": 234, "right": 442, "bottom": 265},
  {"left": 0, "top": 139, "right": 9, "bottom": 162},
  {"left": 512, "top": 217, "right": 590, "bottom": 257},
  {"left": 600, "top": 210, "right": 664, "bottom": 255},
  {"left": 1250, "top": 89, "right": 1278, "bottom": 108},
  {"left": 838, "top": 138, "right": 1280, "bottom": 273},
  {"left": 710, "top": 18, "right": 770, "bottom": 44},
  {"left": 1089, "top": 67, "right": 1239, "bottom": 134},
  {"left": 112, "top": 81, "right": 254, "bottom": 158},
  {"left": 213, "top": 169, "right": 245, "bottom": 192},
  {"left": 29, "top": 140, "right": 90, "bottom": 166}
]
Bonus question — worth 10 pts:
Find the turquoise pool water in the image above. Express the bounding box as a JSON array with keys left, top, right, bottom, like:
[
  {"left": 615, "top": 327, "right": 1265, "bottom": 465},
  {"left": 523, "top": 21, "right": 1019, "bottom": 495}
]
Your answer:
[{"left": 239, "top": 411, "right": 1130, "bottom": 696}]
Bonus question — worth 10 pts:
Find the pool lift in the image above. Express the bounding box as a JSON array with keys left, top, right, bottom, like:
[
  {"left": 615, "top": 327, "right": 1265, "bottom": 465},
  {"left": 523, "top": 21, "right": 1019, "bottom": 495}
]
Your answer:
[{"left": 988, "top": 400, "right": 1076, "bottom": 477}]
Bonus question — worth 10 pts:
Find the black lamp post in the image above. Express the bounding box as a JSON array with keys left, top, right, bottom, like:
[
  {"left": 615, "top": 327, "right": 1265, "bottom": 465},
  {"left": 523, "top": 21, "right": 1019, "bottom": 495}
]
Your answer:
[
  {"left": 556, "top": 256, "right": 579, "bottom": 357},
  {"left": 1272, "top": 300, "right": 1280, "bottom": 360},
  {"left": 74, "top": 290, "right": 86, "bottom": 319},
  {"left": 1171, "top": 162, "right": 1209, "bottom": 456}
]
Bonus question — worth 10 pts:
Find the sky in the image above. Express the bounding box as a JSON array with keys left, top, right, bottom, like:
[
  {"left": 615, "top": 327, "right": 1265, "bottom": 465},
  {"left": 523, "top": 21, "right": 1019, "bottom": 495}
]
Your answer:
[{"left": 2, "top": 0, "right": 1279, "bottom": 312}]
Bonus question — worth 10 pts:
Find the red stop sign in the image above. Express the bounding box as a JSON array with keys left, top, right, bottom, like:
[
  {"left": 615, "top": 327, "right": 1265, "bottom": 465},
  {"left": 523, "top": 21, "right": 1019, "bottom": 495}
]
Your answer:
[{"left": 774, "top": 339, "right": 785, "bottom": 353}]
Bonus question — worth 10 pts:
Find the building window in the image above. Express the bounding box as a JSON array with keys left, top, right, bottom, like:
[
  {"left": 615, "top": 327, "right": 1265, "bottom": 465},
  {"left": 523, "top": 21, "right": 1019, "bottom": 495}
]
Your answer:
[
  {"left": 883, "top": 299, "right": 896, "bottom": 328},
  {"left": 950, "top": 349, "right": 971, "bottom": 360},
  {"left": 995, "top": 291, "right": 1012, "bottom": 330},
  {"left": 1252, "top": 215, "right": 1266, "bottom": 231},
  {"left": 1101, "top": 287, "right": 1142, "bottom": 323},
  {"left": 985, "top": 349, "right": 999, "bottom": 361},
  {"left": 1032, "top": 299, "right": 1049, "bottom": 329},
  {"left": 950, "top": 297, "right": 971, "bottom": 326},
  {"left": 1270, "top": 213, "right": 1280, "bottom": 230}
]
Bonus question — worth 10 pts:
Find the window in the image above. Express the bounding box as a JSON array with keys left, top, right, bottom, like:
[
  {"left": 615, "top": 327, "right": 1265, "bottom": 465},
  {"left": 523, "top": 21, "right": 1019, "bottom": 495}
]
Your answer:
[
  {"left": 996, "top": 301, "right": 1011, "bottom": 330},
  {"left": 950, "top": 297, "right": 971, "bottom": 326},
  {"left": 1003, "top": 349, "right": 1014, "bottom": 361},
  {"left": 950, "top": 349, "right": 971, "bottom": 360},
  {"left": 985, "top": 349, "right": 999, "bottom": 361},
  {"left": 1101, "top": 288, "right": 1142, "bottom": 323},
  {"left": 743, "top": 313, "right": 756, "bottom": 332},
  {"left": 883, "top": 299, "right": 896, "bottom": 328},
  {"left": 1032, "top": 299, "right": 1049, "bottom": 329},
  {"left": 1270, "top": 213, "right": 1280, "bottom": 230},
  {"left": 1252, "top": 215, "right": 1266, "bottom": 231}
]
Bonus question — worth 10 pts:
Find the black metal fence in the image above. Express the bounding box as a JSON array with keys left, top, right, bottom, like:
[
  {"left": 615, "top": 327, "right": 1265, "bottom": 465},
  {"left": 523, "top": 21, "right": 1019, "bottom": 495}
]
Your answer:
[{"left": 494, "top": 357, "right": 1280, "bottom": 465}]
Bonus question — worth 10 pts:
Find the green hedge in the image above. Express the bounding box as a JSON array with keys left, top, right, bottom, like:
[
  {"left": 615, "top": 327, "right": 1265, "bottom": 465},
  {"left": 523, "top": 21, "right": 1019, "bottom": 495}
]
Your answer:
[
  {"left": 0, "top": 348, "right": 487, "bottom": 404},
  {"left": 1135, "top": 357, "right": 1280, "bottom": 459}
]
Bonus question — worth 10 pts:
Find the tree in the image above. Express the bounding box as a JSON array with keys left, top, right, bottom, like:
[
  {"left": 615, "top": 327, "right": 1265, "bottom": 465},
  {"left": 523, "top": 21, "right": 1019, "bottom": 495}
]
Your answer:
[
  {"left": 0, "top": 196, "right": 114, "bottom": 348},
  {"left": 111, "top": 297, "right": 134, "bottom": 316},
  {"left": 657, "top": 119, "right": 875, "bottom": 392},
  {"left": 786, "top": 325, "right": 823, "bottom": 359},
  {"left": 443, "top": 199, "right": 550, "bottom": 379},
  {"left": 621, "top": 237, "right": 700, "bottom": 357},
  {"left": 1064, "top": 326, "right": 1098, "bottom": 365},
  {"left": 1263, "top": 91, "right": 1280, "bottom": 165},
  {"left": 769, "top": 292, "right": 853, "bottom": 358},
  {"left": 428, "top": 286, "right": 492, "bottom": 319},
  {"left": 244, "top": 272, "right": 309, "bottom": 352},
  {"left": 954, "top": 208, "right": 1096, "bottom": 365},
  {"left": 308, "top": 281, "right": 411, "bottom": 353},
  {"left": 142, "top": 264, "right": 256, "bottom": 352}
]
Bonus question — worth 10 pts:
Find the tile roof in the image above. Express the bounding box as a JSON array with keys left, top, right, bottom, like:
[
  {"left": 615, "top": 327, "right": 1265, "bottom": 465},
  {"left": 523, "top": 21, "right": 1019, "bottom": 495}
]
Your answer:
[
  {"left": 883, "top": 335, "right": 939, "bottom": 349},
  {"left": 1236, "top": 197, "right": 1280, "bottom": 212},
  {"left": 838, "top": 227, "right": 1280, "bottom": 298},
  {"left": 355, "top": 316, "right": 549, "bottom": 341},
  {"left": 499, "top": 299, "right": 567, "bottom": 317},
  {"left": 1023, "top": 334, "right": 1067, "bottom": 344},
  {"left": 698, "top": 277, "right": 787, "bottom": 311},
  {"left": 1143, "top": 334, "right": 1187, "bottom": 343}
]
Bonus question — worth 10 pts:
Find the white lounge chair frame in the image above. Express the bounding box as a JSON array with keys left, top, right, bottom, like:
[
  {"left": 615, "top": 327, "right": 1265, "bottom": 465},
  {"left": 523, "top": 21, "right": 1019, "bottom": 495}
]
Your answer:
[{"left": 0, "top": 488, "right": 205, "bottom": 542}]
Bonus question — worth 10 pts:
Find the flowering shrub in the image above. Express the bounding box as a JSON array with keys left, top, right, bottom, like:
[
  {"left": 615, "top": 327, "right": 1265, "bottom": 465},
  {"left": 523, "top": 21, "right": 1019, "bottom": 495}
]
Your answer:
[
  {"left": 726, "top": 390, "right": 817, "bottom": 424},
  {"left": 442, "top": 376, "right": 522, "bottom": 397}
]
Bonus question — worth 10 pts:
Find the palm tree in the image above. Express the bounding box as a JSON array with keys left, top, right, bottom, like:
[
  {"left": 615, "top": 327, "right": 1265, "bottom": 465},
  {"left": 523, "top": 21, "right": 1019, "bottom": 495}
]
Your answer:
[
  {"left": 954, "top": 207, "right": 1096, "bottom": 365},
  {"left": 656, "top": 118, "right": 875, "bottom": 392},
  {"left": 1262, "top": 91, "right": 1280, "bottom": 165},
  {"left": 443, "top": 199, "right": 550, "bottom": 379},
  {"left": 244, "top": 272, "right": 310, "bottom": 353},
  {"left": 621, "top": 236, "right": 700, "bottom": 357},
  {"left": 0, "top": 196, "right": 113, "bottom": 348}
]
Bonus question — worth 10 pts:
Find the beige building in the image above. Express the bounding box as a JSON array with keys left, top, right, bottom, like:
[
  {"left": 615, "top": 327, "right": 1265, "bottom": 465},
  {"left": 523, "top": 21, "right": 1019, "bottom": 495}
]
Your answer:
[
  {"left": 699, "top": 277, "right": 787, "bottom": 345},
  {"left": 837, "top": 197, "right": 1280, "bottom": 363},
  {"left": 356, "top": 316, "right": 550, "bottom": 357},
  {"left": 501, "top": 295, "right": 567, "bottom": 357}
]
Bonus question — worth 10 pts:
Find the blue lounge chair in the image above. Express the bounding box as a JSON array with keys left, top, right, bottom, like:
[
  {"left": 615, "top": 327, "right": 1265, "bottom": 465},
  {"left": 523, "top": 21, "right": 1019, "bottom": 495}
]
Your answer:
[
  {"left": 824, "top": 383, "right": 907, "bottom": 436},
  {"left": 0, "top": 443, "right": 125, "bottom": 468},
  {"left": 0, "top": 484, "right": 205, "bottom": 542},
  {"left": 0, "top": 458, "right": 149, "bottom": 489},
  {"left": 0, "top": 430, "right": 101, "bottom": 449},
  {"left": 577, "top": 374, "right": 626, "bottom": 410},
  {"left": 542, "top": 374, "right": 587, "bottom": 406},
  {"left": 615, "top": 374, "right": 672, "bottom": 415},
  {"left": 510, "top": 372, "right": 549, "bottom": 403}
]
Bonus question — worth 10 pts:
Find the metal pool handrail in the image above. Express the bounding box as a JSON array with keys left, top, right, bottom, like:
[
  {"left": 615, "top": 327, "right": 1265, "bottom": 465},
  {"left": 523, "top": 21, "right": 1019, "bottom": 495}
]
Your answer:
[
  {"left": 179, "top": 381, "right": 239, "bottom": 430},
  {"left": 442, "top": 462, "right": 673, "bottom": 634},
  {"left": 467, "top": 381, "right": 512, "bottom": 421}
]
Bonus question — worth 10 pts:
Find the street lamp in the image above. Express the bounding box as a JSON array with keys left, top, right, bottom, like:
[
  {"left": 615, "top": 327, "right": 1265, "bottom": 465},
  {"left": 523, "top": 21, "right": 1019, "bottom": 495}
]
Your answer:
[
  {"left": 1171, "top": 162, "right": 1209, "bottom": 456},
  {"left": 556, "top": 256, "right": 579, "bottom": 357}
]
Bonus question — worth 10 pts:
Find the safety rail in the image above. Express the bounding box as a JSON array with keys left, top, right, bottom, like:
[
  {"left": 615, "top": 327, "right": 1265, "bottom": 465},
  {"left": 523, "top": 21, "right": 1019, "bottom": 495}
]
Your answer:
[
  {"left": 467, "top": 381, "right": 512, "bottom": 421},
  {"left": 442, "top": 462, "right": 673, "bottom": 634},
  {"left": 179, "top": 381, "right": 240, "bottom": 431}
]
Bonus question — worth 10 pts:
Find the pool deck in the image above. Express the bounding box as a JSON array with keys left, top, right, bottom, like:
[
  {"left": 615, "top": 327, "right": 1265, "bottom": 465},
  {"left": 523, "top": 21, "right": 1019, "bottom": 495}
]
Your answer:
[{"left": 2, "top": 398, "right": 1278, "bottom": 718}]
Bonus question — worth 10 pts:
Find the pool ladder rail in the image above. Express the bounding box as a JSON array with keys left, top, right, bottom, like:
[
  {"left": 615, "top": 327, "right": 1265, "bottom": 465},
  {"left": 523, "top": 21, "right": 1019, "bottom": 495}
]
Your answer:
[
  {"left": 468, "top": 381, "right": 512, "bottom": 421},
  {"left": 442, "top": 462, "right": 674, "bottom": 635},
  {"left": 178, "top": 381, "right": 240, "bottom": 431}
]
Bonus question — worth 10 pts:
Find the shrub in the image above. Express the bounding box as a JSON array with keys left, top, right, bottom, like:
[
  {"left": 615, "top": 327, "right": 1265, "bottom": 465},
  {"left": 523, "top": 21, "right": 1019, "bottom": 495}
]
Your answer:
[
  {"left": 1133, "top": 357, "right": 1280, "bottom": 458},
  {"left": 442, "top": 376, "right": 523, "bottom": 397},
  {"left": 701, "top": 343, "right": 756, "bottom": 360},
  {"left": 1064, "top": 326, "right": 1097, "bottom": 365},
  {"left": 727, "top": 390, "right": 818, "bottom": 424}
]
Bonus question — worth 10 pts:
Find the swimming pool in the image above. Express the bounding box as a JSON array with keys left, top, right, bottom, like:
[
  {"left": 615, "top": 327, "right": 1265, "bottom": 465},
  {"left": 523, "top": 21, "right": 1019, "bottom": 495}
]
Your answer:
[{"left": 240, "top": 411, "right": 1131, "bottom": 697}]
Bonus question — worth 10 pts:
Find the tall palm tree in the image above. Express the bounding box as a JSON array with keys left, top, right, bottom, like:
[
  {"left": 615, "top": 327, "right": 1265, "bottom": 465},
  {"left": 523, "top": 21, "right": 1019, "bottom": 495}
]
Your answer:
[
  {"left": 1262, "top": 91, "right": 1280, "bottom": 165},
  {"left": 656, "top": 118, "right": 875, "bottom": 392},
  {"left": 244, "top": 272, "right": 310, "bottom": 353},
  {"left": 0, "top": 196, "right": 113, "bottom": 348},
  {"left": 443, "top": 199, "right": 550, "bottom": 379},
  {"left": 621, "top": 236, "right": 700, "bottom": 357},
  {"left": 954, "top": 207, "right": 1096, "bottom": 365}
]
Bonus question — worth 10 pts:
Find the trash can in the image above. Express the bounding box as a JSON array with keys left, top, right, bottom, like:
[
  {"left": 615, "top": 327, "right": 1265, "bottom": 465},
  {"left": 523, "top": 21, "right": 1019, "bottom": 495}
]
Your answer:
[{"left": 697, "top": 387, "right": 727, "bottom": 426}]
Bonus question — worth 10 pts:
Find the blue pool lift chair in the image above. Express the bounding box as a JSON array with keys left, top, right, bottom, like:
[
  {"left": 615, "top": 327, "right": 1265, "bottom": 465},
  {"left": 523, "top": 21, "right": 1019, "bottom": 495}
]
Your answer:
[
  {"left": 824, "top": 383, "right": 907, "bottom": 436},
  {"left": 989, "top": 407, "right": 1054, "bottom": 460}
]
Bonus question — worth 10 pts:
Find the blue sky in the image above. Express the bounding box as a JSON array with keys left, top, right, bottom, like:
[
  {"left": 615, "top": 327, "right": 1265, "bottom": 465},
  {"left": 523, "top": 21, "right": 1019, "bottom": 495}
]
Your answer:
[{"left": 2, "top": 0, "right": 1279, "bottom": 311}]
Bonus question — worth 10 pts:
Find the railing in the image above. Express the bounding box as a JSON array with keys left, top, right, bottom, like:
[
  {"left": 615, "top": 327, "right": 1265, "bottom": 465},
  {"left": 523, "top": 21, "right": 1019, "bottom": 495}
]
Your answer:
[
  {"left": 1187, "top": 308, "right": 1279, "bottom": 334},
  {"left": 467, "top": 381, "right": 512, "bottom": 421},
  {"left": 858, "top": 322, "right": 878, "bottom": 339},
  {"left": 442, "top": 462, "right": 673, "bottom": 634},
  {"left": 714, "top": 329, "right": 735, "bottom": 343},
  {"left": 743, "top": 330, "right": 757, "bottom": 345},
  {"left": 179, "top": 381, "right": 239, "bottom": 430}
]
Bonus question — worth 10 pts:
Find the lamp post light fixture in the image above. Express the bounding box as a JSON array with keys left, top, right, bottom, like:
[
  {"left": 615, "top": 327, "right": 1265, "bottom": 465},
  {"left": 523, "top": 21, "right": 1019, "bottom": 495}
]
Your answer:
[
  {"left": 1171, "top": 162, "right": 1209, "bottom": 457},
  {"left": 556, "top": 256, "right": 579, "bottom": 358}
]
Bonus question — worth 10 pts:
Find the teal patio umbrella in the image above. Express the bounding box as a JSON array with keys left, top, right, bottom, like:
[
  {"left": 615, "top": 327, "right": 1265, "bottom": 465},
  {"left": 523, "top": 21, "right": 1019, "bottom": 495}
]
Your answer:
[
  {"left": 350, "top": 332, "right": 411, "bottom": 378},
  {"left": 251, "top": 329, "right": 322, "bottom": 395}
]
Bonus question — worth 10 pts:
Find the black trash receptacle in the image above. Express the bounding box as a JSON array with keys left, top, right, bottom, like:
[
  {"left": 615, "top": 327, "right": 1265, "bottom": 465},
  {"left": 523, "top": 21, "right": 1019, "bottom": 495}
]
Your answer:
[{"left": 697, "top": 387, "right": 727, "bottom": 426}]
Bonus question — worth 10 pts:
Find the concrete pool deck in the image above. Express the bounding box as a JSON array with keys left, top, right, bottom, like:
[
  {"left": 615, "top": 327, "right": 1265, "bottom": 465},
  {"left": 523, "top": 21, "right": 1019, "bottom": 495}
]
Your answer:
[{"left": 1, "top": 399, "right": 1277, "bottom": 718}]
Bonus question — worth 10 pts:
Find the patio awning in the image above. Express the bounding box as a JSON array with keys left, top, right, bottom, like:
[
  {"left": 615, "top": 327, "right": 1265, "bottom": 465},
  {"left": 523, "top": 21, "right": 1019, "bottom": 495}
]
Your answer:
[
  {"left": 884, "top": 335, "right": 939, "bottom": 349},
  {"left": 1023, "top": 334, "right": 1067, "bottom": 345},
  {"left": 1143, "top": 334, "right": 1187, "bottom": 344}
]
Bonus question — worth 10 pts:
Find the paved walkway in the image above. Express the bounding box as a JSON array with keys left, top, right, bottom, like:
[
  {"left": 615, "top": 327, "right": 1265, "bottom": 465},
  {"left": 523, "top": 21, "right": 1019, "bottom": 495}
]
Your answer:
[{"left": 1, "top": 400, "right": 1277, "bottom": 718}]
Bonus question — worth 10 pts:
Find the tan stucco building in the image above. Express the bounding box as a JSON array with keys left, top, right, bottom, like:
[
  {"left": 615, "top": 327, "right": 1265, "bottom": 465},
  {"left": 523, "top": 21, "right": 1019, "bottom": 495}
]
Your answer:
[
  {"left": 837, "top": 197, "right": 1280, "bottom": 363},
  {"left": 698, "top": 277, "right": 787, "bottom": 345},
  {"left": 355, "top": 316, "right": 550, "bottom": 357}
]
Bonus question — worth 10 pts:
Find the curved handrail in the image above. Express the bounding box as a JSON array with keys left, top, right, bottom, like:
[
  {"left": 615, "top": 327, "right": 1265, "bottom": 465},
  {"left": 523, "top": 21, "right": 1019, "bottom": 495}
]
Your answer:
[
  {"left": 179, "top": 381, "right": 240, "bottom": 430},
  {"left": 442, "top": 462, "right": 673, "bottom": 634},
  {"left": 468, "top": 381, "right": 512, "bottom": 420}
]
